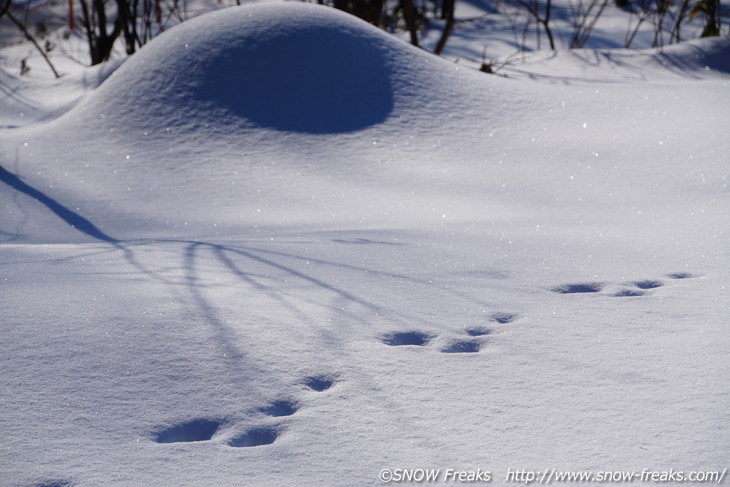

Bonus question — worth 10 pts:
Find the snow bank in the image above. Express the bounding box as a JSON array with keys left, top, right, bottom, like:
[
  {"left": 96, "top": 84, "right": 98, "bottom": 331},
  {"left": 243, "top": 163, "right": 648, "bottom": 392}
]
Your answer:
[
  {"left": 67, "top": 2, "right": 459, "bottom": 135},
  {"left": 1, "top": 2, "right": 501, "bottom": 241},
  {"left": 1, "top": 2, "right": 727, "bottom": 245}
]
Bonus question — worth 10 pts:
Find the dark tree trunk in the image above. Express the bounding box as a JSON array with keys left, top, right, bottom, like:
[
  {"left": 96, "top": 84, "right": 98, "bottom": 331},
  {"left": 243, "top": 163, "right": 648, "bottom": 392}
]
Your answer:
[
  {"left": 402, "top": 0, "right": 420, "bottom": 47},
  {"left": 441, "top": 0, "right": 455, "bottom": 19},
  {"left": 434, "top": 0, "right": 455, "bottom": 55}
]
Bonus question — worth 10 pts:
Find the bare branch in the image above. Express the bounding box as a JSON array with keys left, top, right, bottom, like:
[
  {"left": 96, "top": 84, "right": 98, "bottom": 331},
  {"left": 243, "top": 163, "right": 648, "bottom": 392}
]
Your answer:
[{"left": 3, "top": 8, "right": 61, "bottom": 78}]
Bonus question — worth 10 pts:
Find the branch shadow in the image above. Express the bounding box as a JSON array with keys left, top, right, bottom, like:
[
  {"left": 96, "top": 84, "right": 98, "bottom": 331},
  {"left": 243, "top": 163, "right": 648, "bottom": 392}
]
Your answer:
[
  {"left": 510, "top": 42, "right": 730, "bottom": 84},
  {"left": 0, "top": 73, "right": 39, "bottom": 129},
  {"left": 1, "top": 163, "right": 506, "bottom": 372},
  {"left": 0, "top": 164, "right": 118, "bottom": 243}
]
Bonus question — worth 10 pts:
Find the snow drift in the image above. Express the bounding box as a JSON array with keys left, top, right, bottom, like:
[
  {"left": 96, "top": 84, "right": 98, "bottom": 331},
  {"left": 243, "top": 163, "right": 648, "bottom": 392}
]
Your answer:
[
  {"left": 66, "top": 2, "right": 464, "bottom": 135},
  {"left": 1, "top": 2, "right": 500, "bottom": 241}
]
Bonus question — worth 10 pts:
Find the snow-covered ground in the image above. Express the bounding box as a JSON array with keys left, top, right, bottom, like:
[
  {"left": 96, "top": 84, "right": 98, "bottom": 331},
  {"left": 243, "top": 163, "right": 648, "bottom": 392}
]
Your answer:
[{"left": 1, "top": 2, "right": 728, "bottom": 486}]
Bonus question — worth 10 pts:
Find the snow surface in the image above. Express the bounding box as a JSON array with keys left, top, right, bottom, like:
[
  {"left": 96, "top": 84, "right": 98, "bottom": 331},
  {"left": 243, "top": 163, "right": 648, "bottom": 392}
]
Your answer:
[{"left": 1, "top": 2, "right": 729, "bottom": 486}]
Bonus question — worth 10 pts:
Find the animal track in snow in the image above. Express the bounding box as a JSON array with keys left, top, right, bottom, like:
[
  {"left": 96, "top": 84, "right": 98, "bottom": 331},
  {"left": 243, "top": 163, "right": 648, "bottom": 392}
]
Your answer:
[
  {"left": 380, "top": 331, "right": 434, "bottom": 346},
  {"left": 381, "top": 330, "right": 490, "bottom": 353},
  {"left": 303, "top": 375, "right": 336, "bottom": 392},
  {"left": 228, "top": 426, "right": 280, "bottom": 447},
  {"left": 634, "top": 280, "right": 663, "bottom": 289},
  {"left": 464, "top": 312, "right": 516, "bottom": 337},
  {"left": 552, "top": 282, "right": 604, "bottom": 294},
  {"left": 154, "top": 418, "right": 222, "bottom": 443},
  {"left": 152, "top": 377, "right": 324, "bottom": 450},
  {"left": 554, "top": 273, "right": 698, "bottom": 298},
  {"left": 668, "top": 272, "right": 698, "bottom": 279},
  {"left": 465, "top": 327, "right": 491, "bottom": 337},
  {"left": 260, "top": 399, "right": 298, "bottom": 417},
  {"left": 441, "top": 340, "right": 481, "bottom": 354},
  {"left": 33, "top": 481, "right": 73, "bottom": 487},
  {"left": 613, "top": 289, "right": 645, "bottom": 297},
  {"left": 491, "top": 312, "right": 518, "bottom": 324}
]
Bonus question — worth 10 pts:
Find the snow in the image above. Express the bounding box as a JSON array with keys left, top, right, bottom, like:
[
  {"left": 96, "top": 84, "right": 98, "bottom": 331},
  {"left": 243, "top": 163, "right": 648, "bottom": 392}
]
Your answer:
[{"left": 1, "top": 2, "right": 729, "bottom": 486}]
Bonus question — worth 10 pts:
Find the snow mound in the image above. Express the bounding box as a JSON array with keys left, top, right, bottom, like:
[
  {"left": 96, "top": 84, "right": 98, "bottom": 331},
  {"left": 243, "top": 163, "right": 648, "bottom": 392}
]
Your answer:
[
  {"left": 663, "top": 36, "right": 730, "bottom": 74},
  {"left": 70, "top": 2, "right": 439, "bottom": 134},
  {"left": 2, "top": 2, "right": 495, "bottom": 241}
]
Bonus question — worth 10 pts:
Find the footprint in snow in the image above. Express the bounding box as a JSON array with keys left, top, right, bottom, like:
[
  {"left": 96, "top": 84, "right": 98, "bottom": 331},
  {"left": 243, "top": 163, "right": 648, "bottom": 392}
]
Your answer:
[
  {"left": 303, "top": 374, "right": 337, "bottom": 392},
  {"left": 228, "top": 426, "right": 280, "bottom": 448},
  {"left": 552, "top": 282, "right": 604, "bottom": 294},
  {"left": 154, "top": 418, "right": 222, "bottom": 443},
  {"left": 32, "top": 481, "right": 73, "bottom": 487},
  {"left": 668, "top": 272, "right": 698, "bottom": 279},
  {"left": 634, "top": 280, "right": 663, "bottom": 289},
  {"left": 491, "top": 312, "right": 518, "bottom": 324},
  {"left": 380, "top": 331, "right": 434, "bottom": 346},
  {"left": 465, "top": 327, "right": 491, "bottom": 337},
  {"left": 381, "top": 330, "right": 491, "bottom": 353},
  {"left": 230, "top": 376, "right": 339, "bottom": 447},
  {"left": 555, "top": 274, "right": 698, "bottom": 297},
  {"left": 441, "top": 340, "right": 482, "bottom": 354},
  {"left": 259, "top": 399, "right": 298, "bottom": 417},
  {"left": 152, "top": 375, "right": 334, "bottom": 449},
  {"left": 464, "top": 311, "right": 517, "bottom": 337},
  {"left": 227, "top": 398, "right": 300, "bottom": 448},
  {"left": 613, "top": 289, "right": 645, "bottom": 297},
  {"left": 614, "top": 279, "right": 663, "bottom": 297}
]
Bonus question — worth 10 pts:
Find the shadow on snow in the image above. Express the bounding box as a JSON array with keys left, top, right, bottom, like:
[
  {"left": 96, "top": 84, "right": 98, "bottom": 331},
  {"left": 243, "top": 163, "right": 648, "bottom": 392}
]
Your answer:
[{"left": 0, "top": 164, "right": 117, "bottom": 243}]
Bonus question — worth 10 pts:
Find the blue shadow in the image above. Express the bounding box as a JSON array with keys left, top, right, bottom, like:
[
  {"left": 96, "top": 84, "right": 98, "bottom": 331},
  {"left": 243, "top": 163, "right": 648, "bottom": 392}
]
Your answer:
[
  {"left": 0, "top": 164, "right": 117, "bottom": 243},
  {"left": 193, "top": 27, "right": 393, "bottom": 134}
]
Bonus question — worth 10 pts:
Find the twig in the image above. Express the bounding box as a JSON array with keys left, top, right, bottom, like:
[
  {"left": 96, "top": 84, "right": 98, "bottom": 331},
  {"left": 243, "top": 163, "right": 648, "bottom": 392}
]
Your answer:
[{"left": 3, "top": 8, "right": 61, "bottom": 78}]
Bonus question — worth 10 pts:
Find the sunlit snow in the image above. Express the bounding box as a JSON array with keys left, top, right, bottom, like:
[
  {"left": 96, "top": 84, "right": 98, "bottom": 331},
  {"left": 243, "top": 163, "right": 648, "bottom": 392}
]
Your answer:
[{"left": 1, "top": 2, "right": 728, "bottom": 486}]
